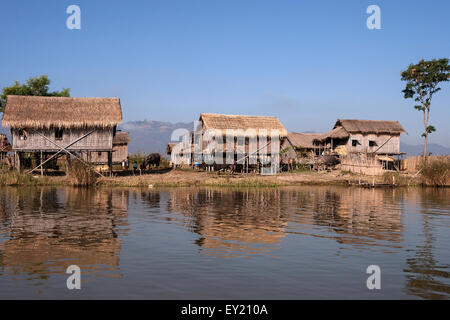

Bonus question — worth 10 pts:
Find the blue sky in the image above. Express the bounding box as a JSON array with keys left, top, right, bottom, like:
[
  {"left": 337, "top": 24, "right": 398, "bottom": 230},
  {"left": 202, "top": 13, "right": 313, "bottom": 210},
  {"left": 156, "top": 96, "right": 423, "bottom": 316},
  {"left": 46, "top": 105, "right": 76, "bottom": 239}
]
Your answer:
[{"left": 0, "top": 0, "right": 449, "bottom": 146}]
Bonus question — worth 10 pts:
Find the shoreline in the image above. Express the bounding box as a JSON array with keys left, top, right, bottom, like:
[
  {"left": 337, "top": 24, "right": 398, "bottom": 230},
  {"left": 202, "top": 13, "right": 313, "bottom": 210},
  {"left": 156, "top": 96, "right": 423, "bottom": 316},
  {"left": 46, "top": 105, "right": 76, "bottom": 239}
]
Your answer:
[{"left": 1, "top": 168, "right": 428, "bottom": 188}]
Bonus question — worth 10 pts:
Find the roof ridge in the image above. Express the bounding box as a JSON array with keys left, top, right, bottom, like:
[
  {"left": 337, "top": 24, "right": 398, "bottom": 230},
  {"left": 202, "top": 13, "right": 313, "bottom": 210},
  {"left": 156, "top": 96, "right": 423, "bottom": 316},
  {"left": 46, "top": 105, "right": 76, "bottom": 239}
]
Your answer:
[
  {"left": 6, "top": 95, "right": 120, "bottom": 99},
  {"left": 200, "top": 113, "right": 277, "bottom": 118}
]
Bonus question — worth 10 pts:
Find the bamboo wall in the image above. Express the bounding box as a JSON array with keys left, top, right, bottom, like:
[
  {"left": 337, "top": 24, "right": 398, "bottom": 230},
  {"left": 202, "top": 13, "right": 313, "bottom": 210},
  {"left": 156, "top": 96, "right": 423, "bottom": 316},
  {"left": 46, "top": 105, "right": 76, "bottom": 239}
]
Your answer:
[
  {"left": 340, "top": 154, "right": 384, "bottom": 176},
  {"left": 12, "top": 127, "right": 114, "bottom": 151},
  {"left": 88, "top": 144, "right": 128, "bottom": 164},
  {"left": 346, "top": 133, "right": 400, "bottom": 154}
]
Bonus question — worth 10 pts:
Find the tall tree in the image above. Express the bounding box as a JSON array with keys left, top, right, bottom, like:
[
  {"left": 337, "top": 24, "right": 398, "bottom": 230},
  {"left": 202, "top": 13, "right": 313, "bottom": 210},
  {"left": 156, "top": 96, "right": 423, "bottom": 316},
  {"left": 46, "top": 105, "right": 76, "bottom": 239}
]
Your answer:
[
  {"left": 401, "top": 58, "right": 450, "bottom": 161},
  {"left": 0, "top": 75, "right": 70, "bottom": 112}
]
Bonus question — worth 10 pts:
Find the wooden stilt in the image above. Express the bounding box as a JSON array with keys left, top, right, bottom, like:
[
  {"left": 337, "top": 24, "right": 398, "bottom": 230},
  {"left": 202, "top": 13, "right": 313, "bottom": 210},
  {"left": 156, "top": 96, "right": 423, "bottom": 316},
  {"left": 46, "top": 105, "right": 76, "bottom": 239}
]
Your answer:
[
  {"left": 40, "top": 151, "right": 43, "bottom": 176},
  {"left": 17, "top": 152, "right": 21, "bottom": 173},
  {"left": 108, "top": 151, "right": 112, "bottom": 176}
]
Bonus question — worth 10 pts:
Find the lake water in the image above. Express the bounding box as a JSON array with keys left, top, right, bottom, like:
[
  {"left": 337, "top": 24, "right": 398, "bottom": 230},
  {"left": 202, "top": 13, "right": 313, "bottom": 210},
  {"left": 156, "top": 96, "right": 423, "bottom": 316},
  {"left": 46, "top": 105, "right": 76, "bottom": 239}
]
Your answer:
[{"left": 0, "top": 186, "right": 449, "bottom": 299}]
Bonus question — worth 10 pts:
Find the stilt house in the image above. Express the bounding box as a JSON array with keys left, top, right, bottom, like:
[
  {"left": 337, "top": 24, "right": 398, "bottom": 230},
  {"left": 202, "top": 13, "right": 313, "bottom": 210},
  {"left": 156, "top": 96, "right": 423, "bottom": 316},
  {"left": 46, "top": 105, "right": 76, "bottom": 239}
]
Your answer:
[{"left": 1, "top": 95, "right": 123, "bottom": 173}]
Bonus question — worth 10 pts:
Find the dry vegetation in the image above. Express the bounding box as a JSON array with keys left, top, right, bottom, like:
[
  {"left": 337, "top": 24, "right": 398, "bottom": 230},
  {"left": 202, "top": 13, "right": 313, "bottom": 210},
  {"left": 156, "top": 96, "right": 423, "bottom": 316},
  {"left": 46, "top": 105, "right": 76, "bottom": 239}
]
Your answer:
[
  {"left": 66, "top": 160, "right": 98, "bottom": 187},
  {"left": 419, "top": 158, "right": 450, "bottom": 187},
  {"left": 2, "top": 160, "right": 448, "bottom": 188},
  {"left": 0, "top": 169, "right": 56, "bottom": 186},
  {"left": 96, "top": 169, "right": 385, "bottom": 188}
]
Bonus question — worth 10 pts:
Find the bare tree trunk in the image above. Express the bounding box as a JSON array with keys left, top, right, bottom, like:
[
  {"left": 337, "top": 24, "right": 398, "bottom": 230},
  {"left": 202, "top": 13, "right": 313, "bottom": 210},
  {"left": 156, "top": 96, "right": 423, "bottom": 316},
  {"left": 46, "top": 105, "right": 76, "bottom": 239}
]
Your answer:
[
  {"left": 423, "top": 133, "right": 428, "bottom": 163},
  {"left": 423, "top": 108, "right": 428, "bottom": 164}
]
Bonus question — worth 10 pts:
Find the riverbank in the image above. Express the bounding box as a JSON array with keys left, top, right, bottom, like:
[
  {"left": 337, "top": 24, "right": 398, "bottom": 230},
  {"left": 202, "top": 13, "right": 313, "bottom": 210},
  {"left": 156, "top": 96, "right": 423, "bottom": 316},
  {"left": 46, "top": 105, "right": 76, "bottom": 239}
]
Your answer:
[
  {"left": 101, "top": 170, "right": 431, "bottom": 187},
  {"left": 97, "top": 170, "right": 379, "bottom": 187},
  {"left": 1, "top": 168, "right": 442, "bottom": 188}
]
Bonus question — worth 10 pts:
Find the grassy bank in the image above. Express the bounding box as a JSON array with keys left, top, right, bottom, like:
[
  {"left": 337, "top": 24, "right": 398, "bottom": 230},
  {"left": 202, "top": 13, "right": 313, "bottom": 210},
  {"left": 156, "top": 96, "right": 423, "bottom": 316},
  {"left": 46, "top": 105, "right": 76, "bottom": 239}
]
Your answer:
[
  {"left": 0, "top": 169, "right": 59, "bottom": 186},
  {"left": 1, "top": 167, "right": 443, "bottom": 188},
  {"left": 96, "top": 170, "right": 399, "bottom": 188}
]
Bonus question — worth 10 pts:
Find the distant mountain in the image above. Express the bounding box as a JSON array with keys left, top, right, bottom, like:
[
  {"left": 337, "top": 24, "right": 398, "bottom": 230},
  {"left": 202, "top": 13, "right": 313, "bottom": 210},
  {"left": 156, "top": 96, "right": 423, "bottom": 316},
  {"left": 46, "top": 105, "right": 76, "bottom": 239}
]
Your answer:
[
  {"left": 400, "top": 142, "right": 450, "bottom": 156},
  {"left": 118, "top": 120, "right": 194, "bottom": 155}
]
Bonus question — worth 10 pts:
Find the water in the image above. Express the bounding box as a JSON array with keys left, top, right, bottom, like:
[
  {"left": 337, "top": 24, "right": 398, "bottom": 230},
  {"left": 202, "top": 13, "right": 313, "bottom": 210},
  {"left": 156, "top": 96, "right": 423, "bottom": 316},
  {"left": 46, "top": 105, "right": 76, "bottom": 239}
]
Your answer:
[{"left": 0, "top": 186, "right": 449, "bottom": 299}]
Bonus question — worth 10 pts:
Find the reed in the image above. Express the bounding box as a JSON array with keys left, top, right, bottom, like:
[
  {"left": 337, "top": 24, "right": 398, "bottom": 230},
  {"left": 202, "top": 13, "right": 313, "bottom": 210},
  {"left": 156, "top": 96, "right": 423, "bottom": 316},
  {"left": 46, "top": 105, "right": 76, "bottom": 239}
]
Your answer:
[
  {"left": 0, "top": 169, "right": 55, "bottom": 186},
  {"left": 420, "top": 159, "right": 450, "bottom": 187},
  {"left": 67, "top": 160, "right": 98, "bottom": 187},
  {"left": 381, "top": 171, "right": 410, "bottom": 186}
]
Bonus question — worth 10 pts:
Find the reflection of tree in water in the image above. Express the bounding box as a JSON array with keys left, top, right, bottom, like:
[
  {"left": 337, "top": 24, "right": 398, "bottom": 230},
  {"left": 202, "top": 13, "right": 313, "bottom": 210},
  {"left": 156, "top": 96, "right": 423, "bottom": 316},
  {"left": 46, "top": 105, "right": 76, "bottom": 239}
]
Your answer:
[
  {"left": 0, "top": 188, "right": 129, "bottom": 283},
  {"left": 404, "top": 188, "right": 450, "bottom": 299},
  {"left": 166, "top": 188, "right": 290, "bottom": 257}
]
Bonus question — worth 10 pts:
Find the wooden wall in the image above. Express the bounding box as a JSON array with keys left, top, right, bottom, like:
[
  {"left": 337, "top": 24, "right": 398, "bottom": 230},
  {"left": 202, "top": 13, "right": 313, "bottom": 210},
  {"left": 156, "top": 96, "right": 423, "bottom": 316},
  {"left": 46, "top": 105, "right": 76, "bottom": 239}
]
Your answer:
[
  {"left": 345, "top": 133, "right": 400, "bottom": 154},
  {"left": 12, "top": 127, "right": 113, "bottom": 151},
  {"left": 86, "top": 144, "right": 128, "bottom": 164}
]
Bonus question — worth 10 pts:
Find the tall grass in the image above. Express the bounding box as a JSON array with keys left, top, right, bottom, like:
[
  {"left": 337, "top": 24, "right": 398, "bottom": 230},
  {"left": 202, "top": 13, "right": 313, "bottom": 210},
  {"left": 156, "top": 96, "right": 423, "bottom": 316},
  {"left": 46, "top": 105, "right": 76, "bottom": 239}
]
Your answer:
[
  {"left": 0, "top": 169, "right": 33, "bottom": 186},
  {"left": 0, "top": 169, "right": 54, "bottom": 186},
  {"left": 381, "top": 171, "right": 409, "bottom": 186},
  {"left": 67, "top": 160, "right": 98, "bottom": 187},
  {"left": 420, "top": 159, "right": 450, "bottom": 187}
]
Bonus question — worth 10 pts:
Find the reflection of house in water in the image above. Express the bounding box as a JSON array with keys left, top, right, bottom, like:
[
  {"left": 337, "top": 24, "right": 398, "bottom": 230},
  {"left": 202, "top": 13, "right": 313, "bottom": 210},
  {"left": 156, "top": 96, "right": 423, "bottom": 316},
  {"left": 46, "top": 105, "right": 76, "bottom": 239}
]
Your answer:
[
  {"left": 165, "top": 187, "right": 405, "bottom": 257},
  {"left": 166, "top": 188, "right": 289, "bottom": 257},
  {"left": 307, "top": 187, "right": 404, "bottom": 245},
  {"left": 0, "top": 188, "right": 129, "bottom": 281}
]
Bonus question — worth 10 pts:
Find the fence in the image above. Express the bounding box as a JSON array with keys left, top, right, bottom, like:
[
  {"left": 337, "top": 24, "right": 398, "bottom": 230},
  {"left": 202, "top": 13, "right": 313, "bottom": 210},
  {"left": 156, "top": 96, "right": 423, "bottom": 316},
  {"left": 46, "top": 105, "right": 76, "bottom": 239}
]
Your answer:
[
  {"left": 340, "top": 154, "right": 384, "bottom": 176},
  {"left": 401, "top": 155, "right": 450, "bottom": 172}
]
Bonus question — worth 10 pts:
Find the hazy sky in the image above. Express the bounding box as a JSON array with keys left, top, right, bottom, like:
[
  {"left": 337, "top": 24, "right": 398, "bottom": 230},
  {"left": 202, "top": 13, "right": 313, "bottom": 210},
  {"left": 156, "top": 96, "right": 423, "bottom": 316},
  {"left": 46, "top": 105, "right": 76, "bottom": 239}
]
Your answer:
[{"left": 1, "top": 0, "right": 449, "bottom": 146}]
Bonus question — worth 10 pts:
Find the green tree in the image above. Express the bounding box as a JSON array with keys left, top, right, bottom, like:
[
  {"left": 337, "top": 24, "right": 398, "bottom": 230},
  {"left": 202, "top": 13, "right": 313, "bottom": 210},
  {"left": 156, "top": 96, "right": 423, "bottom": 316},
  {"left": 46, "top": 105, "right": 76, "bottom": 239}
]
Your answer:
[
  {"left": 401, "top": 58, "right": 450, "bottom": 161},
  {"left": 0, "top": 75, "right": 70, "bottom": 112}
]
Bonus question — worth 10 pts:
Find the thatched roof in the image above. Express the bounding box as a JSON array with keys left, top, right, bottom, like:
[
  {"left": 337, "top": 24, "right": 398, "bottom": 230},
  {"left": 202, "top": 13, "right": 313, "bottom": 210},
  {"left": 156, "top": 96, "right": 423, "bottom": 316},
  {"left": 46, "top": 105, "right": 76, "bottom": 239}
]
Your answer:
[
  {"left": 314, "top": 127, "right": 349, "bottom": 142},
  {"left": 113, "top": 131, "right": 130, "bottom": 145},
  {"left": 286, "top": 132, "right": 322, "bottom": 149},
  {"left": 199, "top": 113, "right": 287, "bottom": 137},
  {"left": 314, "top": 119, "right": 406, "bottom": 142},
  {"left": 1, "top": 95, "right": 122, "bottom": 129},
  {"left": 335, "top": 119, "right": 405, "bottom": 134}
]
